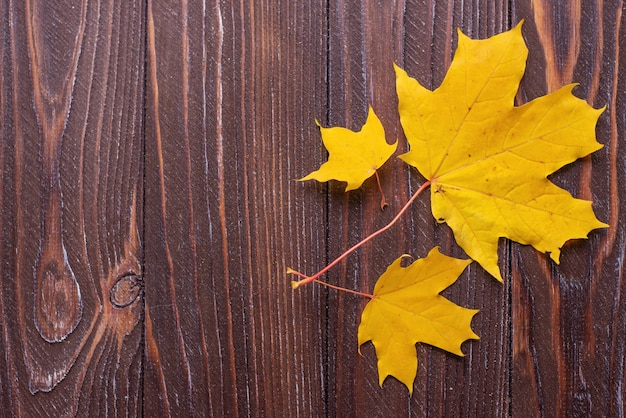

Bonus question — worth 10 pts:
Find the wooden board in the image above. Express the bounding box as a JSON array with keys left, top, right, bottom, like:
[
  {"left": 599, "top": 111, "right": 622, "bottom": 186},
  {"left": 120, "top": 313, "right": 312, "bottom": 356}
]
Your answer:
[
  {"left": 1, "top": 0, "right": 624, "bottom": 416},
  {"left": 323, "top": 1, "right": 511, "bottom": 416},
  {"left": 143, "top": 0, "right": 328, "bottom": 415},
  {"left": 0, "top": 0, "right": 145, "bottom": 415},
  {"left": 512, "top": 2, "right": 626, "bottom": 417}
]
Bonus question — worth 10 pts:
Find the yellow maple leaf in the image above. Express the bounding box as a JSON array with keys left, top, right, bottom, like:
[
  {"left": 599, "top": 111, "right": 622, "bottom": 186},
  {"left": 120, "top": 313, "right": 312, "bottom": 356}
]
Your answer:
[
  {"left": 395, "top": 22, "right": 608, "bottom": 281},
  {"left": 358, "top": 247, "right": 478, "bottom": 394},
  {"left": 301, "top": 106, "right": 397, "bottom": 191}
]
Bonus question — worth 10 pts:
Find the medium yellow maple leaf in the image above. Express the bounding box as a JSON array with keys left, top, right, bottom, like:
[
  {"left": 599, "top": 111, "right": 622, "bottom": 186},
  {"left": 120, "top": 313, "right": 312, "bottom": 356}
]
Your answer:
[
  {"left": 395, "top": 22, "right": 608, "bottom": 281},
  {"left": 301, "top": 106, "right": 397, "bottom": 191},
  {"left": 358, "top": 248, "right": 478, "bottom": 394}
]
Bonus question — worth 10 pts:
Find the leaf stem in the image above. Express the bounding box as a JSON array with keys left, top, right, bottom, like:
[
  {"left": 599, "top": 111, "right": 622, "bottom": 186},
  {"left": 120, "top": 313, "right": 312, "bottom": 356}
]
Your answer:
[
  {"left": 312, "top": 279, "right": 374, "bottom": 298},
  {"left": 374, "top": 170, "right": 388, "bottom": 210},
  {"left": 289, "top": 179, "right": 431, "bottom": 292}
]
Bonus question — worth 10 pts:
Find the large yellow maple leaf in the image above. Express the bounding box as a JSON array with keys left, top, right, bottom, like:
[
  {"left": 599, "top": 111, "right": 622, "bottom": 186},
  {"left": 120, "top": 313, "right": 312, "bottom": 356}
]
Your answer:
[
  {"left": 358, "top": 247, "right": 478, "bottom": 394},
  {"left": 395, "top": 22, "right": 608, "bottom": 281},
  {"left": 301, "top": 106, "right": 397, "bottom": 191}
]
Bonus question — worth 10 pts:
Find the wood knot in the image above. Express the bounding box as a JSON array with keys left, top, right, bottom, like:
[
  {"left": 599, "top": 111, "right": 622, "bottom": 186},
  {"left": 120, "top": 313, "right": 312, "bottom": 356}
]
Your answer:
[
  {"left": 35, "top": 260, "right": 82, "bottom": 343},
  {"left": 109, "top": 273, "right": 142, "bottom": 308}
]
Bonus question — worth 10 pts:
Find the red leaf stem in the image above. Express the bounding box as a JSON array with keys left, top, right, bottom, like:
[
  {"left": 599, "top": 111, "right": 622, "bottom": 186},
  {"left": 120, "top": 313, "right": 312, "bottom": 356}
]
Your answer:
[{"left": 289, "top": 180, "right": 431, "bottom": 295}]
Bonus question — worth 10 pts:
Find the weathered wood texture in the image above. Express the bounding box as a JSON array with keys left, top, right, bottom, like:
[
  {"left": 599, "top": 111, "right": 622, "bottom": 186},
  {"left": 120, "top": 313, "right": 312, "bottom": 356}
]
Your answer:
[
  {"left": 143, "top": 0, "right": 328, "bottom": 416},
  {"left": 1, "top": 0, "right": 625, "bottom": 416},
  {"left": 323, "top": 1, "right": 512, "bottom": 416},
  {"left": 0, "top": 0, "right": 146, "bottom": 416},
  {"left": 512, "top": 2, "right": 626, "bottom": 417}
]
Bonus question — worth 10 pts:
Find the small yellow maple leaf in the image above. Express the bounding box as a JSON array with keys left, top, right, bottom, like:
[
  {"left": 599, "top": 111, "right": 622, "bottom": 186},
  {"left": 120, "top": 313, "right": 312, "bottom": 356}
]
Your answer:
[
  {"left": 301, "top": 106, "right": 397, "bottom": 191},
  {"left": 358, "top": 247, "right": 479, "bottom": 394},
  {"left": 395, "top": 22, "right": 608, "bottom": 281}
]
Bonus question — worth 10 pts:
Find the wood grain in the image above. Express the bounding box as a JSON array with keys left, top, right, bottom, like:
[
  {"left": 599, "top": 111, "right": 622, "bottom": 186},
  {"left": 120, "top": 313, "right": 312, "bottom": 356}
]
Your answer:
[
  {"left": 143, "top": 0, "right": 328, "bottom": 415},
  {"left": 324, "top": 1, "right": 512, "bottom": 415},
  {"left": 512, "top": 1, "right": 626, "bottom": 416},
  {"left": 1, "top": 0, "right": 625, "bottom": 416},
  {"left": 0, "top": 0, "right": 145, "bottom": 415}
]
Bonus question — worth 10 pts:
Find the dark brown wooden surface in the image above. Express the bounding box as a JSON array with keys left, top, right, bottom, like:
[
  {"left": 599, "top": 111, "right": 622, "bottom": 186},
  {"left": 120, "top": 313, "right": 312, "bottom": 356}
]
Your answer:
[
  {"left": 1, "top": 0, "right": 146, "bottom": 415},
  {"left": 1, "top": 0, "right": 624, "bottom": 416},
  {"left": 512, "top": 2, "right": 626, "bottom": 417}
]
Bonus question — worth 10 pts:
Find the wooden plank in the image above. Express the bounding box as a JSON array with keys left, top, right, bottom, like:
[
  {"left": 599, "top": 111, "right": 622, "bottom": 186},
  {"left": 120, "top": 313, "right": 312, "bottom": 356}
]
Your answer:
[
  {"left": 324, "top": 0, "right": 512, "bottom": 415},
  {"left": 0, "top": 0, "right": 621, "bottom": 416},
  {"left": 512, "top": 1, "right": 626, "bottom": 416},
  {"left": 143, "top": 0, "right": 328, "bottom": 415},
  {"left": 0, "top": 0, "right": 145, "bottom": 415}
]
